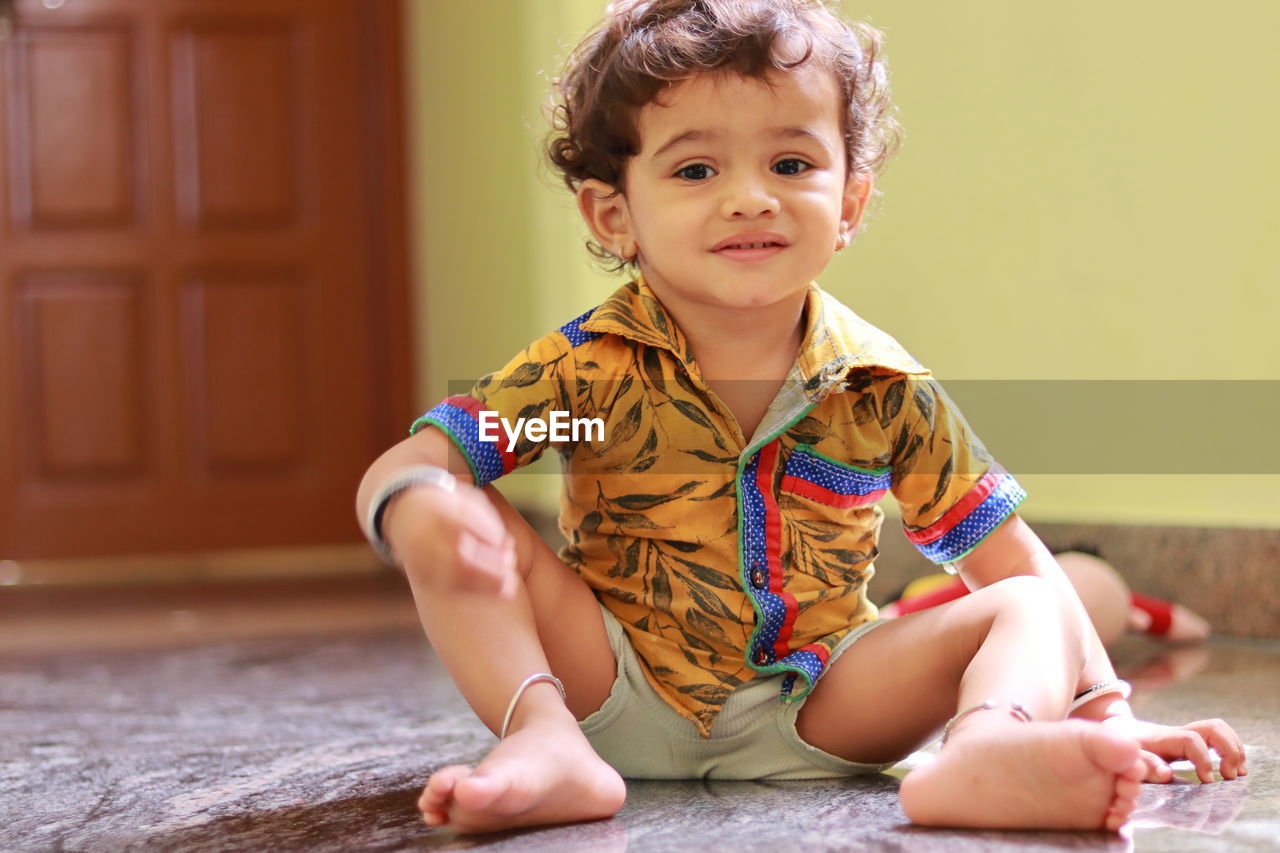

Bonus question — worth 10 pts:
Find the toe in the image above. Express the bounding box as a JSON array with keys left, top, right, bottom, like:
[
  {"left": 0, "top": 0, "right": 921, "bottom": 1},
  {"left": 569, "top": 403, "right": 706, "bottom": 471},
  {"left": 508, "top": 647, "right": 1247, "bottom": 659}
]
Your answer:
[
  {"left": 419, "top": 765, "right": 471, "bottom": 812},
  {"left": 454, "top": 768, "right": 513, "bottom": 813},
  {"left": 1106, "top": 777, "right": 1143, "bottom": 830},
  {"left": 1104, "top": 808, "right": 1130, "bottom": 833},
  {"left": 1115, "top": 777, "right": 1142, "bottom": 802},
  {"left": 1122, "top": 758, "right": 1148, "bottom": 783},
  {"left": 1082, "top": 727, "right": 1142, "bottom": 776}
]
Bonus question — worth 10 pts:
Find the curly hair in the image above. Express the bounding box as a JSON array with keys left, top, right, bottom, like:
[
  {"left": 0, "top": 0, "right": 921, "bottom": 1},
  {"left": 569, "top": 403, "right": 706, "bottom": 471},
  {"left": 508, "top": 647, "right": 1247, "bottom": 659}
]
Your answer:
[{"left": 545, "top": 0, "right": 903, "bottom": 271}]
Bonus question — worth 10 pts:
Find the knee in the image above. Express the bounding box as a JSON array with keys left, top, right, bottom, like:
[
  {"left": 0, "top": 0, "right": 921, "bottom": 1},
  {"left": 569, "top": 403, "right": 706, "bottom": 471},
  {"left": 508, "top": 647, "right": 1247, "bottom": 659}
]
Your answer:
[
  {"left": 986, "top": 575, "right": 1070, "bottom": 619},
  {"left": 985, "top": 575, "right": 1087, "bottom": 658},
  {"left": 478, "top": 484, "right": 543, "bottom": 583}
]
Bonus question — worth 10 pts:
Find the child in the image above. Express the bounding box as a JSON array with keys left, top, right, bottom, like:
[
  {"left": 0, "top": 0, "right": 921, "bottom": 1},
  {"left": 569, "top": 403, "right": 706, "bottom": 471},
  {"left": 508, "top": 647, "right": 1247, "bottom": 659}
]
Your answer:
[{"left": 357, "top": 0, "right": 1246, "bottom": 835}]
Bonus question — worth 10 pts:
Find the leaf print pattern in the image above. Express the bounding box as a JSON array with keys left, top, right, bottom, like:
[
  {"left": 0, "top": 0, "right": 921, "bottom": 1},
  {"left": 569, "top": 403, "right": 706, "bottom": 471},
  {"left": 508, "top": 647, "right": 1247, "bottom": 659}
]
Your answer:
[{"left": 414, "top": 278, "right": 1021, "bottom": 737}]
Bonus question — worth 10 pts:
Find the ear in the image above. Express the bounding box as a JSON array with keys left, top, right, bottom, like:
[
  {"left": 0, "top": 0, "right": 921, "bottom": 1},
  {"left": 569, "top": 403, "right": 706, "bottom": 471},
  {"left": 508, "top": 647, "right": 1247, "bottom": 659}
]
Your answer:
[
  {"left": 839, "top": 169, "right": 874, "bottom": 243},
  {"left": 577, "top": 178, "right": 636, "bottom": 260}
]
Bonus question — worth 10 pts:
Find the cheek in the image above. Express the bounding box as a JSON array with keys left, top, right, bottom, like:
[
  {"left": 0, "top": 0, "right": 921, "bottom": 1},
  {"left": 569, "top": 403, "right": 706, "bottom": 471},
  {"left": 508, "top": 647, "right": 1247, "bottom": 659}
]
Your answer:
[{"left": 632, "top": 196, "right": 695, "bottom": 241}]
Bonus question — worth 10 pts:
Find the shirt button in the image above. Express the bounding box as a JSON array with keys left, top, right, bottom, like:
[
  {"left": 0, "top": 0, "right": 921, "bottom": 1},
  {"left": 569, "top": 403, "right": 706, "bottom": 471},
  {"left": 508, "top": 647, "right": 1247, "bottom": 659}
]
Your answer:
[
  {"left": 753, "top": 645, "right": 772, "bottom": 666},
  {"left": 750, "top": 566, "right": 765, "bottom": 589}
]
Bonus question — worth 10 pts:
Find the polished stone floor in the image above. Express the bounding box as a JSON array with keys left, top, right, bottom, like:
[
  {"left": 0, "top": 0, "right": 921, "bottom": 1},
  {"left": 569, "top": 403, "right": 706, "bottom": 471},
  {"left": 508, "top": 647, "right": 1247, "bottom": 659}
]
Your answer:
[{"left": 1, "top": 575, "right": 1275, "bottom": 852}]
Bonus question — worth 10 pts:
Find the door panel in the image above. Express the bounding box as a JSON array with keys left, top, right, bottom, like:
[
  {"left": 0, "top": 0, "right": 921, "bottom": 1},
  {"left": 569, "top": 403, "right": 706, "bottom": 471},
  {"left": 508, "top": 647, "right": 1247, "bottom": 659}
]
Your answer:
[
  {"left": 0, "top": 0, "right": 409, "bottom": 560},
  {"left": 11, "top": 22, "right": 140, "bottom": 229},
  {"left": 173, "top": 21, "right": 299, "bottom": 228},
  {"left": 185, "top": 269, "right": 308, "bottom": 473},
  {"left": 17, "top": 269, "right": 148, "bottom": 479}
]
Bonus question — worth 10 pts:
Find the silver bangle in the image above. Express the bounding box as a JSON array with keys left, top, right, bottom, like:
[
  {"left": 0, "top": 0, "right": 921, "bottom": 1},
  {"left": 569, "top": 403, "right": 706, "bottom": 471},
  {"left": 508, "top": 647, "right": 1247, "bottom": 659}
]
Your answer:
[
  {"left": 363, "top": 464, "right": 457, "bottom": 566},
  {"left": 500, "top": 673, "right": 566, "bottom": 739},
  {"left": 941, "top": 700, "right": 1033, "bottom": 745},
  {"left": 1070, "top": 679, "right": 1132, "bottom": 712}
]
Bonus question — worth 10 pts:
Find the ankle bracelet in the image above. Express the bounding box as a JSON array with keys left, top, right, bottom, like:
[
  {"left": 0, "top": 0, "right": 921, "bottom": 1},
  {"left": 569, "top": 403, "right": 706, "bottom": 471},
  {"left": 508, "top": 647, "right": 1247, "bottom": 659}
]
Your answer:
[
  {"left": 500, "top": 673, "right": 567, "bottom": 739},
  {"left": 941, "top": 700, "right": 1033, "bottom": 745},
  {"left": 1070, "top": 679, "right": 1131, "bottom": 712}
]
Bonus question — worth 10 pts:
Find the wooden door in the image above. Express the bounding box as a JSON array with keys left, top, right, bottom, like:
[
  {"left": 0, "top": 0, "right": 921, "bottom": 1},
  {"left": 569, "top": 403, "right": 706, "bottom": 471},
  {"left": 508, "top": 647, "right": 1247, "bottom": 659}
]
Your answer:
[{"left": 0, "top": 0, "right": 411, "bottom": 559}]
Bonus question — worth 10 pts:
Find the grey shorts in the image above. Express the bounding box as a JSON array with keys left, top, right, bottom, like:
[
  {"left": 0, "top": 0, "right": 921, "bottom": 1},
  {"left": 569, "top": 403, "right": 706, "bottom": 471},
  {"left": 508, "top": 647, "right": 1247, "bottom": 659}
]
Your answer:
[{"left": 579, "top": 604, "right": 894, "bottom": 780}]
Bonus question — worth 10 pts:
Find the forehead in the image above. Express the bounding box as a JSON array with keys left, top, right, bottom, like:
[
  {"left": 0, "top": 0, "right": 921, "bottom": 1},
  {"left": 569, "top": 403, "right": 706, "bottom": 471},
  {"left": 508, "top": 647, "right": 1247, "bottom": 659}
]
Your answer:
[{"left": 634, "top": 65, "right": 843, "bottom": 154}]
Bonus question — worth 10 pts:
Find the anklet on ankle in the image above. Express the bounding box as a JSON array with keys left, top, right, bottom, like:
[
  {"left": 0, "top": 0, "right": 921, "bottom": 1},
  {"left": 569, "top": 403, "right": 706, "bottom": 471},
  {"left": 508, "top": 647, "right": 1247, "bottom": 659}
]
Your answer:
[
  {"left": 500, "top": 673, "right": 567, "bottom": 739},
  {"left": 941, "top": 700, "right": 1033, "bottom": 745},
  {"left": 1069, "top": 679, "right": 1131, "bottom": 712}
]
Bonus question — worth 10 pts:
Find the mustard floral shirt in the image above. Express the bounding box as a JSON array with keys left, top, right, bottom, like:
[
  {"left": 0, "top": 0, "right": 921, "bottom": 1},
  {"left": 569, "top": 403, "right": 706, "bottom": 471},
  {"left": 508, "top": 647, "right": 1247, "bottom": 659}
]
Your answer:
[{"left": 414, "top": 277, "right": 1025, "bottom": 736}]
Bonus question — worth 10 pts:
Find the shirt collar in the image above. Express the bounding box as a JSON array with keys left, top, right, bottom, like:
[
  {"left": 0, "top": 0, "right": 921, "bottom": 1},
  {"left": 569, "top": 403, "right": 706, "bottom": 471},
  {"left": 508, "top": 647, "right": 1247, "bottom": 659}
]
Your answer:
[
  {"left": 579, "top": 274, "right": 696, "bottom": 365},
  {"left": 793, "top": 285, "right": 930, "bottom": 400},
  {"left": 580, "top": 274, "right": 929, "bottom": 396}
]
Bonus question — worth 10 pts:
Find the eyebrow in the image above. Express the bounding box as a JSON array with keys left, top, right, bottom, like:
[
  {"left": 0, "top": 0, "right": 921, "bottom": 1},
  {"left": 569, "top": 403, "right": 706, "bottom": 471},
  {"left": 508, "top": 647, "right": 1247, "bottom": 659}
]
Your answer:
[{"left": 648, "top": 126, "right": 830, "bottom": 160}]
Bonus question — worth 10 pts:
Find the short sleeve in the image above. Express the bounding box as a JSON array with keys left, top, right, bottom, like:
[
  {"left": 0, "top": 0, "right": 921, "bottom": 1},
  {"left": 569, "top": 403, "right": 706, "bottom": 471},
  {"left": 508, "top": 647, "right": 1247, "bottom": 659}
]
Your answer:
[
  {"left": 888, "top": 376, "right": 1026, "bottom": 564},
  {"left": 410, "top": 332, "right": 576, "bottom": 487}
]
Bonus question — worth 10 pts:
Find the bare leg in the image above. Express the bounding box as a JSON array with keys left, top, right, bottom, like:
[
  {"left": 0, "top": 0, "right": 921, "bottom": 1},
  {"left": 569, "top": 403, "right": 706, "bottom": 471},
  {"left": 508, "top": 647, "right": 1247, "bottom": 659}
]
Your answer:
[
  {"left": 797, "top": 576, "right": 1146, "bottom": 831},
  {"left": 408, "top": 485, "right": 625, "bottom": 833}
]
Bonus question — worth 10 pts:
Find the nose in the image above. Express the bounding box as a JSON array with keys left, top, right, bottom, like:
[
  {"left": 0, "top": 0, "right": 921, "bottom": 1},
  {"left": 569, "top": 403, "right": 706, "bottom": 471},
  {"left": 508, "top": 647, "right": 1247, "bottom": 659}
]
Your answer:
[{"left": 719, "top": 170, "right": 779, "bottom": 220}]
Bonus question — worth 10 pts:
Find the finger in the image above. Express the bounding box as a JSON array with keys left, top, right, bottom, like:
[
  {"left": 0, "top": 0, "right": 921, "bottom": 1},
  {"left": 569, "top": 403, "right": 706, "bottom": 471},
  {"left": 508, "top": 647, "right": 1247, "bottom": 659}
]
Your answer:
[
  {"left": 1140, "top": 749, "right": 1173, "bottom": 783},
  {"left": 1177, "top": 731, "right": 1214, "bottom": 783},
  {"left": 455, "top": 530, "right": 512, "bottom": 594},
  {"left": 1196, "top": 720, "right": 1242, "bottom": 780},
  {"left": 1185, "top": 719, "right": 1244, "bottom": 780},
  {"left": 1228, "top": 728, "right": 1247, "bottom": 777},
  {"left": 496, "top": 537, "right": 520, "bottom": 600},
  {"left": 454, "top": 488, "right": 510, "bottom": 546}
]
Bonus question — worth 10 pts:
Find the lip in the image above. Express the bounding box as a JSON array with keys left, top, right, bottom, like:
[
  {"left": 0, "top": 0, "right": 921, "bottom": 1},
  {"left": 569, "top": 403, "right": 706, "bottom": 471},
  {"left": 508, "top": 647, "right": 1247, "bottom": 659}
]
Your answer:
[{"left": 710, "top": 231, "right": 790, "bottom": 253}]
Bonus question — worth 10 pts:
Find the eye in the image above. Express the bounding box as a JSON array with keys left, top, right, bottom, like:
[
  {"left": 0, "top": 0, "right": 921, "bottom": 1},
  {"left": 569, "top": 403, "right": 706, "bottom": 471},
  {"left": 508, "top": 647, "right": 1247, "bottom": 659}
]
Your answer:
[
  {"left": 675, "top": 163, "right": 715, "bottom": 181},
  {"left": 773, "top": 158, "right": 812, "bottom": 176}
]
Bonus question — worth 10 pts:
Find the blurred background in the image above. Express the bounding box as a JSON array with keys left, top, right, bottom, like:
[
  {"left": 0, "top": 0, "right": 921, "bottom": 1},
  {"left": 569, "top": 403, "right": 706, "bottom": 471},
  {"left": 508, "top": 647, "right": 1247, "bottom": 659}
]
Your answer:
[{"left": 0, "top": 0, "right": 1276, "bottom": 634}]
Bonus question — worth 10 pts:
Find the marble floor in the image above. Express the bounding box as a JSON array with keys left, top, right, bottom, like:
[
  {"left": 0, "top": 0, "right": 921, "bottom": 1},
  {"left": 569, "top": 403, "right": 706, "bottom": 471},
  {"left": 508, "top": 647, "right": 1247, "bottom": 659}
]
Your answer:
[{"left": 1, "top": 573, "right": 1275, "bottom": 852}]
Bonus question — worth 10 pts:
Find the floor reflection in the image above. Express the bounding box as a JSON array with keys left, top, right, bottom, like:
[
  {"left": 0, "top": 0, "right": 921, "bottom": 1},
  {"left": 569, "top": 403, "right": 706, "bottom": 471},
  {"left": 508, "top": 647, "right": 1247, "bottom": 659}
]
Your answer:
[{"left": 1131, "top": 777, "right": 1249, "bottom": 836}]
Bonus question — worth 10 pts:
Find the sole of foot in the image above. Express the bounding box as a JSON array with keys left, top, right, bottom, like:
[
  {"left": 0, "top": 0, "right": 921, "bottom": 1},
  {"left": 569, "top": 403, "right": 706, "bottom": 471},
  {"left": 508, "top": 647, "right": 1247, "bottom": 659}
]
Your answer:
[{"left": 900, "top": 719, "right": 1146, "bottom": 832}]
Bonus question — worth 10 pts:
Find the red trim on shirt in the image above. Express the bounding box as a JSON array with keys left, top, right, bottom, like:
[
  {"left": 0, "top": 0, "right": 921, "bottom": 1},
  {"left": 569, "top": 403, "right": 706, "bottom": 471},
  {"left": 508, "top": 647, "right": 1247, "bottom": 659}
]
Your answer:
[
  {"left": 757, "top": 441, "right": 799, "bottom": 659},
  {"left": 905, "top": 466, "right": 1004, "bottom": 546},
  {"left": 781, "top": 474, "right": 887, "bottom": 508},
  {"left": 796, "top": 642, "right": 831, "bottom": 666}
]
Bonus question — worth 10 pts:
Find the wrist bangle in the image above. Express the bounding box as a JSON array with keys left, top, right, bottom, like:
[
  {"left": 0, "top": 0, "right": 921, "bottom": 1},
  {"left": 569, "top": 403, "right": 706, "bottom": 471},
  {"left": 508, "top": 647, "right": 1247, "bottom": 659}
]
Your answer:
[
  {"left": 1069, "top": 679, "right": 1132, "bottom": 712},
  {"left": 364, "top": 464, "right": 457, "bottom": 566}
]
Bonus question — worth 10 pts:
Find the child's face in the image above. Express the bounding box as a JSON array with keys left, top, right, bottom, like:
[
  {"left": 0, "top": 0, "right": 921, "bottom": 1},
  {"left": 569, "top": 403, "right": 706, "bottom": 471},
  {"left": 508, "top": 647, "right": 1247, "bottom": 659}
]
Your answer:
[{"left": 580, "top": 65, "right": 871, "bottom": 318}]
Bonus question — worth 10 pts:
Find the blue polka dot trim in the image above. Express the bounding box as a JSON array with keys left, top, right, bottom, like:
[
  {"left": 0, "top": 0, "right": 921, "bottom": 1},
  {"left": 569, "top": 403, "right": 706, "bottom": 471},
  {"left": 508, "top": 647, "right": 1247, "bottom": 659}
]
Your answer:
[
  {"left": 558, "top": 307, "right": 604, "bottom": 347},
  {"left": 912, "top": 471, "right": 1027, "bottom": 563},
  {"left": 739, "top": 444, "right": 829, "bottom": 701},
  {"left": 412, "top": 400, "right": 504, "bottom": 488},
  {"left": 784, "top": 445, "right": 890, "bottom": 497},
  {"left": 778, "top": 649, "right": 825, "bottom": 697}
]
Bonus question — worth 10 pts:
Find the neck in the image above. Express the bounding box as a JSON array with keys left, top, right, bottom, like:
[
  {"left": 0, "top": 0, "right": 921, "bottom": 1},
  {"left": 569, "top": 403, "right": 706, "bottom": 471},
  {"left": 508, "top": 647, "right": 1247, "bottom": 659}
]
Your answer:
[{"left": 654, "top": 289, "right": 808, "bottom": 381}]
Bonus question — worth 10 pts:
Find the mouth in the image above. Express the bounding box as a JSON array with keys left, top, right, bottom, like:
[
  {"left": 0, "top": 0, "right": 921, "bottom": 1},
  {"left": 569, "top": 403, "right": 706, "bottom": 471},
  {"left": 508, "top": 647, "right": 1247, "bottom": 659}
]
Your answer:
[
  {"left": 711, "top": 232, "right": 790, "bottom": 255},
  {"left": 711, "top": 232, "right": 789, "bottom": 262}
]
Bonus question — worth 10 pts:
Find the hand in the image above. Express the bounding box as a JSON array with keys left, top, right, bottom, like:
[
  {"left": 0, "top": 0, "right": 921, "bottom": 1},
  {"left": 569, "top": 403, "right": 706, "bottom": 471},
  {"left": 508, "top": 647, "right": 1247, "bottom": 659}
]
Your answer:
[
  {"left": 1102, "top": 715, "right": 1247, "bottom": 783},
  {"left": 384, "top": 481, "right": 519, "bottom": 598}
]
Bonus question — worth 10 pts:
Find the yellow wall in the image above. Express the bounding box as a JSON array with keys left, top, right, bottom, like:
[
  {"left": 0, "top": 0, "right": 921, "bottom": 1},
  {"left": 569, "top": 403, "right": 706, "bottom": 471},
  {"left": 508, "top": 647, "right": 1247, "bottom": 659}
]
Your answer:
[{"left": 405, "top": 1, "right": 1279, "bottom": 526}]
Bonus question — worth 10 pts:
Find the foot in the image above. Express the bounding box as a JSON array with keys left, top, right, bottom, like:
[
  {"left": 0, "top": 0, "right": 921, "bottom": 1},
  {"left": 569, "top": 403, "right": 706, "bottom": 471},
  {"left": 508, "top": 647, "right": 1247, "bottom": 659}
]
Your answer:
[
  {"left": 900, "top": 718, "right": 1147, "bottom": 832},
  {"left": 418, "top": 713, "right": 626, "bottom": 833}
]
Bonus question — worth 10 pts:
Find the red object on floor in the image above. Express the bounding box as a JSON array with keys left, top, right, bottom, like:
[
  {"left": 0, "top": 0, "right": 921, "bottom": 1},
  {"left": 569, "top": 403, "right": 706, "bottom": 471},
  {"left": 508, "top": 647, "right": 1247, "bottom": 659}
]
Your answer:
[
  {"left": 1129, "top": 591, "right": 1174, "bottom": 636},
  {"left": 889, "top": 576, "right": 969, "bottom": 615}
]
